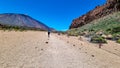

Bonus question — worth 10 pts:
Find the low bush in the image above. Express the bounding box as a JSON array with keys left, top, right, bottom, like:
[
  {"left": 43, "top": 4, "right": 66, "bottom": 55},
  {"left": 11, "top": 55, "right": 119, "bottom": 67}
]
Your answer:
[
  {"left": 90, "top": 35, "right": 107, "bottom": 43},
  {"left": 111, "top": 26, "right": 120, "bottom": 34},
  {"left": 112, "top": 34, "right": 120, "bottom": 40},
  {"left": 67, "top": 33, "right": 79, "bottom": 37},
  {"left": 117, "top": 39, "right": 120, "bottom": 43},
  {"left": 67, "top": 30, "right": 79, "bottom": 36}
]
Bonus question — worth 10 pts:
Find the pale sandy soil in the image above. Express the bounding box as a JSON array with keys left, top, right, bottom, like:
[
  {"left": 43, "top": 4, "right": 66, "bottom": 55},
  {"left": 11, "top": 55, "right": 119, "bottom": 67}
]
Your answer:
[
  {"left": 55, "top": 34, "right": 120, "bottom": 57},
  {"left": 54, "top": 33, "right": 120, "bottom": 68},
  {"left": 0, "top": 31, "right": 49, "bottom": 68},
  {"left": 0, "top": 31, "right": 120, "bottom": 68}
]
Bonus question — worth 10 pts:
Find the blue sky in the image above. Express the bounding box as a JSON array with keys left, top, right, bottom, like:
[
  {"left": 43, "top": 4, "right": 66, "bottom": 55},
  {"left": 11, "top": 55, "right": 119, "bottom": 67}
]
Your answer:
[{"left": 0, "top": 0, "right": 106, "bottom": 31}]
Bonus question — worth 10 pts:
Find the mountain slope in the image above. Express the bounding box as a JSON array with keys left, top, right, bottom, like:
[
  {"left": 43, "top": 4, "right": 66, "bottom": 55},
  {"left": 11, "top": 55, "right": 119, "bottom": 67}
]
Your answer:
[
  {"left": 0, "top": 13, "right": 50, "bottom": 30},
  {"left": 70, "top": 0, "right": 120, "bottom": 29},
  {"left": 67, "top": 11, "right": 120, "bottom": 36}
]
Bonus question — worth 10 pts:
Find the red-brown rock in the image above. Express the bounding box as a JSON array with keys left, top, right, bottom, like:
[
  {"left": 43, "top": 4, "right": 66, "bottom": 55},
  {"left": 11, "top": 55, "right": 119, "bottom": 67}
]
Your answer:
[{"left": 69, "top": 0, "right": 120, "bottom": 29}]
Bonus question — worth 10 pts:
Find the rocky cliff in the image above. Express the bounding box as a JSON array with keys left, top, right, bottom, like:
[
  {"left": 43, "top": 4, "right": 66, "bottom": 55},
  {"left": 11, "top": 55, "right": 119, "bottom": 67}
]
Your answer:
[{"left": 69, "top": 0, "right": 120, "bottom": 29}]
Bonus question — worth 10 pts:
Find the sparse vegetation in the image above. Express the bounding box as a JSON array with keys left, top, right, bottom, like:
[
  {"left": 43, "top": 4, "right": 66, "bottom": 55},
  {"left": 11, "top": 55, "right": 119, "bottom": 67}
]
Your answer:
[
  {"left": 0, "top": 24, "right": 45, "bottom": 31},
  {"left": 112, "top": 34, "right": 120, "bottom": 40},
  {"left": 117, "top": 39, "right": 120, "bottom": 43},
  {"left": 67, "top": 29, "right": 79, "bottom": 36},
  {"left": 53, "top": 31, "right": 67, "bottom": 35},
  {"left": 90, "top": 35, "right": 107, "bottom": 43},
  {"left": 67, "top": 12, "right": 120, "bottom": 42},
  {"left": 68, "top": 12, "right": 120, "bottom": 44},
  {"left": 68, "top": 12, "right": 120, "bottom": 36}
]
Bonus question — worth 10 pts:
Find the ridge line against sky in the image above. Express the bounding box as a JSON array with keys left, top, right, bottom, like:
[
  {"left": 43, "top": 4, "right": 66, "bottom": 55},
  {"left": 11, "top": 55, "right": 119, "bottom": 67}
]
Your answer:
[{"left": 0, "top": 0, "right": 106, "bottom": 31}]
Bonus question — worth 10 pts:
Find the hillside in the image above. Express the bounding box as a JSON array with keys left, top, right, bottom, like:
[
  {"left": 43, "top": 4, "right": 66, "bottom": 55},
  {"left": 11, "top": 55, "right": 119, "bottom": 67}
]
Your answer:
[
  {"left": 70, "top": 0, "right": 120, "bottom": 29},
  {"left": 0, "top": 13, "right": 50, "bottom": 31},
  {"left": 68, "top": 11, "right": 120, "bottom": 36}
]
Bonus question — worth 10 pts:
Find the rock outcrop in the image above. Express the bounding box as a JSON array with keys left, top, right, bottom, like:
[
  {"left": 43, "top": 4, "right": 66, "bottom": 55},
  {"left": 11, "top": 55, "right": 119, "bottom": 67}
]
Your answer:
[{"left": 69, "top": 0, "right": 120, "bottom": 29}]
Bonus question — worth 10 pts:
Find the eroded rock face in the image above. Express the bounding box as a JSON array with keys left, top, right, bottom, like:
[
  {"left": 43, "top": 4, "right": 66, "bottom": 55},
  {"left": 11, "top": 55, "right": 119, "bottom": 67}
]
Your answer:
[{"left": 69, "top": 0, "right": 120, "bottom": 29}]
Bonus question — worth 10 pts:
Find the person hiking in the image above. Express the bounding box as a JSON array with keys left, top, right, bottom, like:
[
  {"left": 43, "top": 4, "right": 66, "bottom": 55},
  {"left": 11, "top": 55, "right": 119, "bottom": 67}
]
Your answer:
[{"left": 48, "top": 30, "right": 51, "bottom": 38}]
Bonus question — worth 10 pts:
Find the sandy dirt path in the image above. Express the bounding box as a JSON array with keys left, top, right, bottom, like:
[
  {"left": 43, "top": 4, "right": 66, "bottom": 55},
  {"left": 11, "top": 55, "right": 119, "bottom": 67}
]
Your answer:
[
  {"left": 39, "top": 35, "right": 85, "bottom": 68},
  {"left": 0, "top": 31, "right": 120, "bottom": 68}
]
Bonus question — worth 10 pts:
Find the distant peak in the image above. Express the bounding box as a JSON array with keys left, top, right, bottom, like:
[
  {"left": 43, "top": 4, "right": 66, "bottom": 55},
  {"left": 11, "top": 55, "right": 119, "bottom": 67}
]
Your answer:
[
  {"left": 0, "top": 13, "right": 29, "bottom": 17},
  {"left": 0, "top": 13, "right": 51, "bottom": 31}
]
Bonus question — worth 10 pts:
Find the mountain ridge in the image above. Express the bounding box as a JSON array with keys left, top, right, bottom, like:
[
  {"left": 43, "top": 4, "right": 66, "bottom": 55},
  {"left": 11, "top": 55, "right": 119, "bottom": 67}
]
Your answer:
[{"left": 0, "top": 13, "right": 51, "bottom": 31}]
